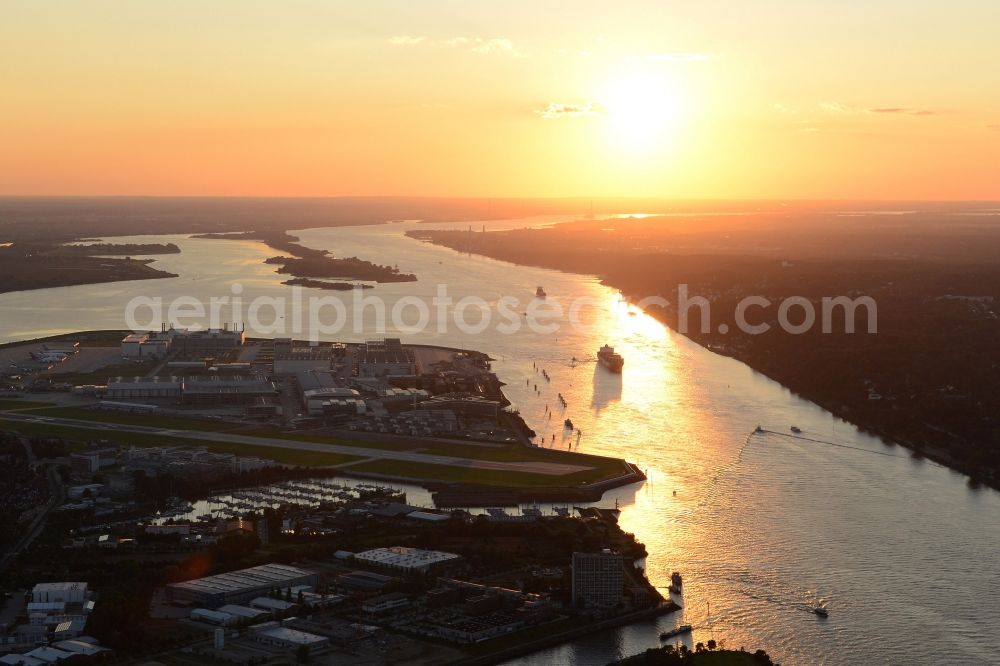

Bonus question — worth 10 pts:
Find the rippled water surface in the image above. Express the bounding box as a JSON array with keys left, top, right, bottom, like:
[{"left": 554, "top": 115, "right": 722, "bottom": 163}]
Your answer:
[{"left": 1, "top": 218, "right": 997, "bottom": 665}]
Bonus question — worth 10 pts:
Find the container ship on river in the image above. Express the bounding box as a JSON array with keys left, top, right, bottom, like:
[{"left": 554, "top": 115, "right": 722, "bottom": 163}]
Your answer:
[{"left": 598, "top": 344, "right": 624, "bottom": 373}]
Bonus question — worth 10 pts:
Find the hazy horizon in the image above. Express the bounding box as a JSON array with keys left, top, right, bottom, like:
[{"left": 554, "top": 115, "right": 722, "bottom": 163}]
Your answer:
[{"left": 3, "top": 1, "right": 999, "bottom": 200}]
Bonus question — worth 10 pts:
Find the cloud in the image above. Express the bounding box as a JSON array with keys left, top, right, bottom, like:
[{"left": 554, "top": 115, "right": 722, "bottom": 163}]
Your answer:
[
  {"left": 869, "top": 107, "right": 937, "bottom": 116},
  {"left": 647, "top": 52, "right": 711, "bottom": 63},
  {"left": 819, "top": 102, "right": 855, "bottom": 114},
  {"left": 814, "top": 103, "right": 939, "bottom": 117},
  {"left": 387, "top": 35, "right": 522, "bottom": 56},
  {"left": 537, "top": 102, "right": 600, "bottom": 119},
  {"left": 470, "top": 38, "right": 518, "bottom": 55},
  {"left": 388, "top": 35, "right": 426, "bottom": 46},
  {"left": 988, "top": 124, "right": 1000, "bottom": 131}
]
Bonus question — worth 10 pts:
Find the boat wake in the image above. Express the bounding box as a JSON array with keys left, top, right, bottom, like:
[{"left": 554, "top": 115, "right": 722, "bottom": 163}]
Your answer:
[{"left": 758, "top": 428, "right": 946, "bottom": 467}]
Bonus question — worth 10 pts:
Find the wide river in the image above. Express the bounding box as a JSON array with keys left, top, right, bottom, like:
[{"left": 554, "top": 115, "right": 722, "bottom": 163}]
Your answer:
[{"left": 0, "top": 219, "right": 997, "bottom": 665}]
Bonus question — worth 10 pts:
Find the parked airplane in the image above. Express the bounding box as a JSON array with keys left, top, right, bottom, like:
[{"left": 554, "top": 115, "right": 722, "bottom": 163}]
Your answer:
[
  {"left": 42, "top": 344, "right": 79, "bottom": 355},
  {"left": 30, "top": 351, "right": 69, "bottom": 362}
]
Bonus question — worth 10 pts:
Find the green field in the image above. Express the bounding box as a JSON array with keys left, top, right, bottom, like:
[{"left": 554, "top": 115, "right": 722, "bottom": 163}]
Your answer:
[
  {"left": 240, "top": 427, "right": 429, "bottom": 451},
  {"left": 343, "top": 458, "right": 609, "bottom": 487},
  {"left": 15, "top": 406, "right": 248, "bottom": 433},
  {"left": 420, "top": 443, "right": 627, "bottom": 477},
  {"left": 0, "top": 399, "right": 56, "bottom": 411},
  {"left": 0, "top": 418, "right": 360, "bottom": 467},
  {"left": 0, "top": 404, "right": 630, "bottom": 486}
]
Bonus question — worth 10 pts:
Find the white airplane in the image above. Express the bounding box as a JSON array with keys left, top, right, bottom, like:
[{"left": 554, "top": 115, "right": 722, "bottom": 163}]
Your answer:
[
  {"left": 30, "top": 351, "right": 68, "bottom": 363},
  {"left": 42, "top": 343, "right": 79, "bottom": 354}
]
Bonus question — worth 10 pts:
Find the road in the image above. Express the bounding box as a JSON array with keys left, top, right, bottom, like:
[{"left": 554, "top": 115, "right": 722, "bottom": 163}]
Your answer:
[{"left": 0, "top": 412, "right": 593, "bottom": 476}]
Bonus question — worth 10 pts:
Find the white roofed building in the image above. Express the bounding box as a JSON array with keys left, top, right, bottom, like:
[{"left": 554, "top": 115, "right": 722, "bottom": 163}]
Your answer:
[
  {"left": 31, "top": 583, "right": 88, "bottom": 605},
  {"left": 354, "top": 546, "right": 461, "bottom": 573}
]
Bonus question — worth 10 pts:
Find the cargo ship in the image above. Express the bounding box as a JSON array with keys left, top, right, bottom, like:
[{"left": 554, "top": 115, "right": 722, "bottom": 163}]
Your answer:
[{"left": 597, "top": 344, "right": 624, "bottom": 373}]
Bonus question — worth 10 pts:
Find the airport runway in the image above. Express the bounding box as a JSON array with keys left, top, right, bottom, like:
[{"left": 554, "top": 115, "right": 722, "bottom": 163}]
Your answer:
[{"left": 0, "top": 411, "right": 592, "bottom": 476}]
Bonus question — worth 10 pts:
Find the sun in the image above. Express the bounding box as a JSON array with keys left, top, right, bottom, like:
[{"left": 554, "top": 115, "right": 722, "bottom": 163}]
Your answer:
[{"left": 600, "top": 68, "right": 683, "bottom": 154}]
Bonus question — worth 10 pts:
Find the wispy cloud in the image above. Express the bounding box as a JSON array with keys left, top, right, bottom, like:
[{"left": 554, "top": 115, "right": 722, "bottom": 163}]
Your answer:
[
  {"left": 647, "top": 52, "right": 712, "bottom": 63},
  {"left": 819, "top": 102, "right": 856, "bottom": 114},
  {"left": 537, "top": 102, "right": 600, "bottom": 119},
  {"left": 387, "top": 35, "right": 523, "bottom": 57},
  {"left": 387, "top": 35, "right": 426, "bottom": 46},
  {"left": 869, "top": 107, "right": 938, "bottom": 116},
  {"left": 812, "top": 102, "right": 939, "bottom": 117},
  {"left": 988, "top": 124, "right": 1000, "bottom": 131}
]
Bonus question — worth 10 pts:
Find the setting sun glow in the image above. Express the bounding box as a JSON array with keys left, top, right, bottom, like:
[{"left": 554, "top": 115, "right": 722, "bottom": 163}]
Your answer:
[
  {"left": 1, "top": 1, "right": 998, "bottom": 198},
  {"left": 601, "top": 69, "right": 684, "bottom": 154}
]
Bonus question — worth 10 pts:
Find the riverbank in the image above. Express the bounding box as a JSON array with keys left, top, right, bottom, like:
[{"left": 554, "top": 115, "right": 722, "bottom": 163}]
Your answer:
[
  {"left": 0, "top": 241, "right": 178, "bottom": 295},
  {"left": 407, "top": 220, "right": 1000, "bottom": 491},
  {"left": 456, "top": 601, "right": 681, "bottom": 666}
]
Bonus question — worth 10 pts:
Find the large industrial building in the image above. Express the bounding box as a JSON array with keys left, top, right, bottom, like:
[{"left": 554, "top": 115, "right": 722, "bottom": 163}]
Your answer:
[
  {"left": 248, "top": 622, "right": 331, "bottom": 652},
  {"left": 121, "top": 332, "right": 171, "bottom": 359},
  {"left": 120, "top": 326, "right": 245, "bottom": 359},
  {"left": 181, "top": 375, "right": 277, "bottom": 405},
  {"left": 169, "top": 326, "right": 246, "bottom": 355},
  {"left": 105, "top": 376, "right": 182, "bottom": 400},
  {"left": 273, "top": 348, "right": 337, "bottom": 375},
  {"left": 571, "top": 550, "right": 624, "bottom": 608},
  {"left": 358, "top": 338, "right": 416, "bottom": 378},
  {"left": 165, "top": 564, "right": 318, "bottom": 608},
  {"left": 353, "top": 547, "right": 461, "bottom": 573},
  {"left": 104, "top": 374, "right": 276, "bottom": 405},
  {"left": 31, "top": 583, "right": 88, "bottom": 605}
]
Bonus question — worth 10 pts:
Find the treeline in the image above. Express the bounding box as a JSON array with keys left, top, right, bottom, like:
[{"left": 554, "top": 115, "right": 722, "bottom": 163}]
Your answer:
[{"left": 613, "top": 643, "right": 778, "bottom": 665}]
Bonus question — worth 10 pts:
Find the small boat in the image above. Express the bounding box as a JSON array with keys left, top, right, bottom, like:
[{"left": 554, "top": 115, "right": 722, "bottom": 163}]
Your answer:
[
  {"left": 790, "top": 426, "right": 802, "bottom": 434},
  {"left": 755, "top": 425, "right": 763, "bottom": 433},
  {"left": 536, "top": 286, "right": 547, "bottom": 298},
  {"left": 564, "top": 418, "right": 574, "bottom": 429},
  {"left": 813, "top": 606, "right": 828, "bottom": 617},
  {"left": 660, "top": 624, "right": 693, "bottom": 640},
  {"left": 670, "top": 571, "right": 683, "bottom": 592}
]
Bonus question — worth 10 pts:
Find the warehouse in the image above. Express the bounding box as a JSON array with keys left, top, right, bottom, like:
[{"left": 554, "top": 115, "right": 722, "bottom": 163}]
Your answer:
[
  {"left": 358, "top": 338, "right": 416, "bottom": 378},
  {"left": 249, "top": 597, "right": 299, "bottom": 614},
  {"left": 106, "top": 376, "right": 182, "bottom": 400},
  {"left": 181, "top": 375, "right": 277, "bottom": 405},
  {"left": 248, "top": 622, "right": 330, "bottom": 651},
  {"left": 165, "top": 564, "right": 318, "bottom": 608},
  {"left": 31, "top": 583, "right": 88, "bottom": 605},
  {"left": 190, "top": 608, "right": 238, "bottom": 626},
  {"left": 169, "top": 327, "right": 245, "bottom": 354},
  {"left": 354, "top": 547, "right": 461, "bottom": 573},
  {"left": 361, "top": 592, "right": 410, "bottom": 615},
  {"left": 216, "top": 605, "right": 270, "bottom": 622},
  {"left": 273, "top": 348, "right": 335, "bottom": 375},
  {"left": 121, "top": 331, "right": 174, "bottom": 359}
]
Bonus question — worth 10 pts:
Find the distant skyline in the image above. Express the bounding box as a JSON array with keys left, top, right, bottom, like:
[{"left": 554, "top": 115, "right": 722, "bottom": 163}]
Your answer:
[{"left": 2, "top": 0, "right": 999, "bottom": 199}]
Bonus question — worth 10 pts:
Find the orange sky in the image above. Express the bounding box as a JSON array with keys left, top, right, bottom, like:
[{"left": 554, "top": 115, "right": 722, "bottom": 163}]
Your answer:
[{"left": 1, "top": 1, "right": 998, "bottom": 199}]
